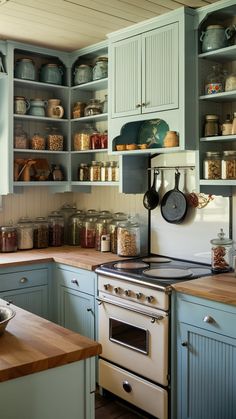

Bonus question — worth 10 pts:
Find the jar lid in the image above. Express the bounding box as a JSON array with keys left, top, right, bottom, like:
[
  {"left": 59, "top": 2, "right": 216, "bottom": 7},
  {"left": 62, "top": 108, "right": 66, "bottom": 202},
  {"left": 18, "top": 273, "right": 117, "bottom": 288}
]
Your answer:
[
  {"left": 210, "top": 228, "right": 233, "bottom": 245},
  {"left": 205, "top": 114, "right": 219, "bottom": 120},
  {"left": 223, "top": 150, "right": 236, "bottom": 156},
  {"left": 109, "top": 161, "right": 117, "bottom": 167},
  {"left": 17, "top": 58, "right": 34, "bottom": 63},
  {"left": 101, "top": 162, "right": 110, "bottom": 167},
  {"left": 0, "top": 225, "right": 16, "bottom": 232},
  {"left": 206, "top": 25, "right": 224, "bottom": 30},
  {"left": 206, "top": 151, "right": 221, "bottom": 157},
  {"left": 14, "top": 96, "right": 26, "bottom": 100},
  {"left": 77, "top": 64, "right": 91, "bottom": 68},
  {"left": 95, "top": 56, "right": 108, "bottom": 62},
  {"left": 34, "top": 217, "right": 48, "bottom": 224},
  {"left": 91, "top": 161, "right": 100, "bottom": 166}
]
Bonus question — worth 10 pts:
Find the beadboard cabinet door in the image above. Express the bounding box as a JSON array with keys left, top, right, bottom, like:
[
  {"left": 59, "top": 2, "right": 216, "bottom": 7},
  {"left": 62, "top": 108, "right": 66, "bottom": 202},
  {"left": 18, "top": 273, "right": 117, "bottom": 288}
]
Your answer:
[{"left": 1, "top": 286, "right": 48, "bottom": 318}]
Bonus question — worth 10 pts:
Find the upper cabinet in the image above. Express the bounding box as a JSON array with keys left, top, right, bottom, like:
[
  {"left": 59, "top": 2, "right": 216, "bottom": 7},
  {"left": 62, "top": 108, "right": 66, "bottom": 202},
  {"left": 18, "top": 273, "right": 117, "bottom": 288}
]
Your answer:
[{"left": 107, "top": 8, "right": 197, "bottom": 155}]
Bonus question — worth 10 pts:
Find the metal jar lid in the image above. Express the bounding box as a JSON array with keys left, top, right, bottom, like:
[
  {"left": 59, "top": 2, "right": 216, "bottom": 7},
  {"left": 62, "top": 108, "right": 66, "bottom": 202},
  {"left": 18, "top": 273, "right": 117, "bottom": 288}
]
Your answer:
[{"left": 205, "top": 114, "right": 219, "bottom": 121}]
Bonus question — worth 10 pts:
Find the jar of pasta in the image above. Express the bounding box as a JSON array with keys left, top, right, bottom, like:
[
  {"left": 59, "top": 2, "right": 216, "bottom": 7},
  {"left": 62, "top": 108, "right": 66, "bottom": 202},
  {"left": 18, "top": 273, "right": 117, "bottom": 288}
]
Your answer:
[
  {"left": 221, "top": 150, "right": 236, "bottom": 179},
  {"left": 90, "top": 161, "right": 101, "bottom": 181},
  {"left": 203, "top": 151, "right": 221, "bottom": 179},
  {"left": 31, "top": 133, "right": 46, "bottom": 150}
]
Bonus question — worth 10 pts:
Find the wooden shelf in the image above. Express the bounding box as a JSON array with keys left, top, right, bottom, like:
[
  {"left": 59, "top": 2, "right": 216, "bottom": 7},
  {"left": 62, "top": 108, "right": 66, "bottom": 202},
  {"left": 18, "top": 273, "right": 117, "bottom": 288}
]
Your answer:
[
  {"left": 14, "top": 114, "right": 69, "bottom": 122},
  {"left": 14, "top": 78, "right": 69, "bottom": 90},
  {"left": 71, "top": 113, "right": 107, "bottom": 123},
  {"left": 71, "top": 78, "right": 107, "bottom": 92}
]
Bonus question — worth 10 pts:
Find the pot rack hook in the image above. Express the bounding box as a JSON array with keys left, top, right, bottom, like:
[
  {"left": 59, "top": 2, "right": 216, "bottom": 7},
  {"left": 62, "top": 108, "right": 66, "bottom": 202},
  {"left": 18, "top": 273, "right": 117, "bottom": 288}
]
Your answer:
[{"left": 175, "top": 167, "right": 179, "bottom": 174}]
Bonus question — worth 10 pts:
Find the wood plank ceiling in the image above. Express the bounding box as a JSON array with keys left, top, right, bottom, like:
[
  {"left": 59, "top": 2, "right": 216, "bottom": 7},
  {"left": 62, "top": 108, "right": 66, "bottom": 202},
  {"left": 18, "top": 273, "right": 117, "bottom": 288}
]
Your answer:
[{"left": 0, "top": 0, "right": 222, "bottom": 51}]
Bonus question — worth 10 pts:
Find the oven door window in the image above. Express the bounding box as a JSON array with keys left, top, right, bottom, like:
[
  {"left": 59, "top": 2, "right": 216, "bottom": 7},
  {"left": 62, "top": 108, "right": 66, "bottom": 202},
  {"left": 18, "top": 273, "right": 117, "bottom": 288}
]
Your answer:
[{"left": 109, "top": 317, "right": 149, "bottom": 355}]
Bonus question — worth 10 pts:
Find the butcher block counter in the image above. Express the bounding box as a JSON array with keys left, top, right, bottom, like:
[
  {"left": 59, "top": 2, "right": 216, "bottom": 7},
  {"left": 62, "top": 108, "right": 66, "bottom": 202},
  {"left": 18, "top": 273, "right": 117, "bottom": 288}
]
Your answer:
[
  {"left": 0, "top": 246, "right": 123, "bottom": 270},
  {"left": 172, "top": 271, "right": 236, "bottom": 305},
  {"left": 0, "top": 299, "right": 102, "bottom": 419}
]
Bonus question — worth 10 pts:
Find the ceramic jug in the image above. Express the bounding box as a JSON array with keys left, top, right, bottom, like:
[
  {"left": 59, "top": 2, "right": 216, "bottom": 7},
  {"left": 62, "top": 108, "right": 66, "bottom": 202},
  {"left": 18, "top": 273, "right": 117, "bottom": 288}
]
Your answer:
[
  {"left": 14, "top": 96, "right": 30, "bottom": 115},
  {"left": 200, "top": 25, "right": 233, "bottom": 53},
  {"left": 14, "top": 58, "right": 36, "bottom": 81},
  {"left": 46, "top": 99, "right": 64, "bottom": 119},
  {"left": 39, "top": 63, "right": 63, "bottom": 85},
  {"left": 28, "top": 98, "right": 47, "bottom": 117}
]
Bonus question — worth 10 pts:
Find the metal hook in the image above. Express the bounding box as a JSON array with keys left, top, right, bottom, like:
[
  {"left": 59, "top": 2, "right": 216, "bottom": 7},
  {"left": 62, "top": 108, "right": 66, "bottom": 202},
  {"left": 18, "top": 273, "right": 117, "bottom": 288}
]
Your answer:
[{"left": 175, "top": 167, "right": 179, "bottom": 174}]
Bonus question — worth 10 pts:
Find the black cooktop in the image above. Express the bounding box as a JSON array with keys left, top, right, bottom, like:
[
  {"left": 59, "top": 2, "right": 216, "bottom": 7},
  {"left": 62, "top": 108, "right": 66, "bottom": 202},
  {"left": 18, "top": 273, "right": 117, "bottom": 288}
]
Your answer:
[{"left": 96, "top": 255, "right": 213, "bottom": 287}]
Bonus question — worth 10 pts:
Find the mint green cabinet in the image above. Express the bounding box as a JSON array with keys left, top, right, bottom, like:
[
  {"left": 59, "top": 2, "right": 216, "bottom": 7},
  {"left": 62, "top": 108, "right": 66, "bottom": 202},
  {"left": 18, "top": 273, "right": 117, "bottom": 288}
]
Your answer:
[{"left": 174, "top": 293, "right": 236, "bottom": 419}]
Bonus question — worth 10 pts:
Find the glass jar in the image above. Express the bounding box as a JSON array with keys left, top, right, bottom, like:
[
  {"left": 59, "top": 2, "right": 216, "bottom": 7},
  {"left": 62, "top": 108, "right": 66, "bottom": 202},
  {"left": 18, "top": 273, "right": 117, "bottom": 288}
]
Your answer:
[
  {"left": 80, "top": 214, "right": 98, "bottom": 248},
  {"left": 92, "top": 57, "right": 108, "bottom": 81},
  {"left": 74, "top": 64, "right": 92, "bottom": 85},
  {"left": 205, "top": 64, "right": 225, "bottom": 95},
  {"left": 90, "top": 161, "right": 101, "bottom": 181},
  {"left": 117, "top": 217, "right": 140, "bottom": 257},
  {"left": 59, "top": 203, "right": 77, "bottom": 244},
  {"left": 108, "top": 161, "right": 119, "bottom": 182},
  {"left": 203, "top": 151, "right": 221, "bottom": 179},
  {"left": 102, "top": 94, "right": 108, "bottom": 113},
  {"left": 17, "top": 217, "right": 34, "bottom": 250},
  {"left": 101, "top": 162, "right": 110, "bottom": 181},
  {"left": 78, "top": 163, "right": 90, "bottom": 181},
  {"left": 225, "top": 72, "right": 236, "bottom": 92},
  {"left": 90, "top": 132, "right": 101, "bottom": 150},
  {"left": 46, "top": 126, "right": 64, "bottom": 151},
  {"left": 52, "top": 165, "right": 63, "bottom": 181},
  {"left": 68, "top": 210, "right": 85, "bottom": 246},
  {"left": 109, "top": 212, "right": 128, "bottom": 254},
  {"left": 222, "top": 114, "right": 232, "bottom": 136},
  {"left": 48, "top": 211, "right": 64, "bottom": 247},
  {"left": 84, "top": 99, "right": 102, "bottom": 116},
  {"left": 100, "top": 132, "right": 108, "bottom": 149},
  {"left": 33, "top": 217, "right": 49, "bottom": 248},
  {"left": 72, "top": 101, "right": 86, "bottom": 119},
  {"left": 221, "top": 151, "right": 236, "bottom": 179},
  {"left": 73, "top": 124, "right": 93, "bottom": 151},
  {"left": 95, "top": 214, "right": 113, "bottom": 251},
  {"left": 0, "top": 225, "right": 17, "bottom": 253},
  {"left": 14, "top": 124, "right": 29, "bottom": 149},
  {"left": 31, "top": 133, "right": 46, "bottom": 150},
  {"left": 232, "top": 112, "right": 236, "bottom": 135},
  {"left": 204, "top": 115, "right": 220, "bottom": 137},
  {"left": 210, "top": 228, "right": 233, "bottom": 273}
]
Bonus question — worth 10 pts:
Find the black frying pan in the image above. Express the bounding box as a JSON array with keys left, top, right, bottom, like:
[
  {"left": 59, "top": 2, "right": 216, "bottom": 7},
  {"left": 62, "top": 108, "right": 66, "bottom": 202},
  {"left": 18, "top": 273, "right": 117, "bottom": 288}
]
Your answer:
[{"left": 160, "top": 171, "right": 188, "bottom": 223}]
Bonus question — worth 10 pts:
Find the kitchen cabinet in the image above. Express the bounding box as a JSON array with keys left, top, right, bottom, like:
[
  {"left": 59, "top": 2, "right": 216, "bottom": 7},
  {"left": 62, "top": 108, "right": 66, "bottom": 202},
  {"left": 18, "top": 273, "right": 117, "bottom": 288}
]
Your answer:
[
  {"left": 0, "top": 264, "right": 49, "bottom": 318},
  {"left": 196, "top": 1, "right": 236, "bottom": 196},
  {"left": 55, "top": 263, "right": 96, "bottom": 339},
  {"left": 175, "top": 292, "right": 236, "bottom": 419},
  {"left": 107, "top": 7, "right": 197, "bottom": 155}
]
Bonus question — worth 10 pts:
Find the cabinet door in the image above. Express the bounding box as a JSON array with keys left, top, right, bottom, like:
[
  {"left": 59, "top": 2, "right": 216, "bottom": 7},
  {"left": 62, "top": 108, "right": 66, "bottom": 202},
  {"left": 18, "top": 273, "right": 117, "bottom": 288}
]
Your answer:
[
  {"left": 111, "top": 35, "right": 142, "bottom": 118},
  {"left": 142, "top": 23, "right": 179, "bottom": 113},
  {"left": 59, "top": 286, "right": 95, "bottom": 340},
  {"left": 0, "top": 285, "right": 48, "bottom": 318},
  {"left": 178, "top": 322, "right": 236, "bottom": 419}
]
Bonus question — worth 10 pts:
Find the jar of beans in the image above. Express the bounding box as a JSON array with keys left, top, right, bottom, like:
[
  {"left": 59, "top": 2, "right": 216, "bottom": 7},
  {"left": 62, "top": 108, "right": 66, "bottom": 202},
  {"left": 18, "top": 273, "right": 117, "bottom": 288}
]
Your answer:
[
  {"left": 221, "top": 150, "right": 236, "bottom": 179},
  {"left": 203, "top": 151, "right": 221, "bottom": 179},
  {"left": 210, "top": 228, "right": 233, "bottom": 273},
  {"left": 109, "top": 212, "right": 128, "bottom": 254},
  {"left": 48, "top": 211, "right": 64, "bottom": 246},
  {"left": 80, "top": 213, "right": 98, "bottom": 248},
  {"left": 117, "top": 217, "right": 140, "bottom": 257},
  {"left": 78, "top": 163, "right": 90, "bottom": 181},
  {"left": 0, "top": 225, "right": 18, "bottom": 252},
  {"left": 31, "top": 133, "right": 46, "bottom": 150},
  {"left": 33, "top": 217, "right": 49, "bottom": 248},
  {"left": 17, "top": 217, "right": 34, "bottom": 250},
  {"left": 46, "top": 126, "right": 64, "bottom": 151}
]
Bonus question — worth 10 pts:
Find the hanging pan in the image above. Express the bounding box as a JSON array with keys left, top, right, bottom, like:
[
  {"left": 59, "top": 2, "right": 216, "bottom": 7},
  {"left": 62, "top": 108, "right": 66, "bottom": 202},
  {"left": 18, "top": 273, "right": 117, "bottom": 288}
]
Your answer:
[{"left": 160, "top": 170, "right": 188, "bottom": 224}]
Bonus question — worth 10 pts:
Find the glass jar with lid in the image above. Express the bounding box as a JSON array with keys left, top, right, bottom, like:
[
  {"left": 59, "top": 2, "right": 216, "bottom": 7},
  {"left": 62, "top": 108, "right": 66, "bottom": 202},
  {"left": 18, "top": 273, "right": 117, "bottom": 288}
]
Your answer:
[
  {"left": 17, "top": 217, "right": 34, "bottom": 250},
  {"left": 68, "top": 210, "right": 85, "bottom": 246},
  {"left": 48, "top": 211, "right": 64, "bottom": 247},
  {"left": 59, "top": 203, "right": 77, "bottom": 244},
  {"left": 232, "top": 112, "right": 236, "bottom": 135},
  {"left": 204, "top": 115, "right": 220, "bottom": 137},
  {"left": 84, "top": 99, "right": 102, "bottom": 116},
  {"left": 0, "top": 225, "right": 18, "bottom": 252},
  {"left": 72, "top": 101, "right": 86, "bottom": 119},
  {"left": 203, "top": 151, "right": 221, "bottom": 179},
  {"left": 14, "top": 124, "right": 29, "bottom": 149},
  {"left": 46, "top": 126, "right": 64, "bottom": 151},
  {"left": 92, "top": 57, "right": 108, "bottom": 80},
  {"left": 74, "top": 64, "right": 92, "bottom": 85},
  {"left": 73, "top": 124, "right": 93, "bottom": 151},
  {"left": 101, "top": 162, "right": 110, "bottom": 182},
  {"left": 222, "top": 114, "right": 232, "bottom": 136},
  {"left": 95, "top": 214, "right": 113, "bottom": 251},
  {"left": 221, "top": 150, "right": 236, "bottom": 179},
  {"left": 109, "top": 212, "right": 128, "bottom": 254},
  {"left": 80, "top": 213, "right": 98, "bottom": 248},
  {"left": 205, "top": 64, "right": 225, "bottom": 95},
  {"left": 108, "top": 161, "right": 119, "bottom": 182},
  {"left": 33, "top": 217, "right": 49, "bottom": 248},
  {"left": 31, "top": 132, "right": 46, "bottom": 150},
  {"left": 90, "top": 161, "right": 101, "bottom": 181},
  {"left": 117, "top": 217, "right": 140, "bottom": 257},
  {"left": 210, "top": 228, "right": 233, "bottom": 273},
  {"left": 78, "top": 163, "right": 90, "bottom": 181}
]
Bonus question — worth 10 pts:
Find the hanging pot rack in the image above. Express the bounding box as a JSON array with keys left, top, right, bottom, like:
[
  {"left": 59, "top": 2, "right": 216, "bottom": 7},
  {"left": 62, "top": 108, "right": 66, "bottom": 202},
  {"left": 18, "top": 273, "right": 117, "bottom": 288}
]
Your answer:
[{"left": 148, "top": 166, "right": 195, "bottom": 173}]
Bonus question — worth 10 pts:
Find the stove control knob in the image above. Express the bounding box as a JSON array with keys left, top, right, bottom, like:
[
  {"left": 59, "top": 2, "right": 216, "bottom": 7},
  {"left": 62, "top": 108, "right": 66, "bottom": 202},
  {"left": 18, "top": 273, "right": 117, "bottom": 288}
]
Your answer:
[
  {"left": 104, "top": 283, "right": 111, "bottom": 291},
  {"left": 136, "top": 292, "right": 143, "bottom": 300},
  {"left": 114, "top": 287, "right": 121, "bottom": 294},
  {"left": 124, "top": 289, "right": 131, "bottom": 297},
  {"left": 146, "top": 295, "right": 154, "bottom": 303}
]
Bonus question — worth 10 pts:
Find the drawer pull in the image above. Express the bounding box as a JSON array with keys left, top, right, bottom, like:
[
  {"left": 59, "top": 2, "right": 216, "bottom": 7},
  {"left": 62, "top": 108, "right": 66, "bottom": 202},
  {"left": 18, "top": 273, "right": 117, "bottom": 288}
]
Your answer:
[
  {"left": 19, "top": 277, "right": 28, "bottom": 284},
  {"left": 122, "top": 380, "right": 132, "bottom": 393},
  {"left": 181, "top": 341, "right": 188, "bottom": 347},
  {"left": 203, "top": 315, "right": 215, "bottom": 324},
  {"left": 71, "top": 279, "right": 79, "bottom": 286},
  {"left": 87, "top": 308, "right": 92, "bottom": 312}
]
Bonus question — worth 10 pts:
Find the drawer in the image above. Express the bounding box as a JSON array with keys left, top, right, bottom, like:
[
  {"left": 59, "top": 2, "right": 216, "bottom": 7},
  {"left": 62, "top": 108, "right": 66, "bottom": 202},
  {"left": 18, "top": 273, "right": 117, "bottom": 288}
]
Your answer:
[
  {"left": 99, "top": 359, "right": 168, "bottom": 419},
  {"left": 0, "top": 268, "right": 48, "bottom": 292},
  {"left": 177, "top": 297, "right": 236, "bottom": 339},
  {"left": 55, "top": 265, "right": 95, "bottom": 295}
]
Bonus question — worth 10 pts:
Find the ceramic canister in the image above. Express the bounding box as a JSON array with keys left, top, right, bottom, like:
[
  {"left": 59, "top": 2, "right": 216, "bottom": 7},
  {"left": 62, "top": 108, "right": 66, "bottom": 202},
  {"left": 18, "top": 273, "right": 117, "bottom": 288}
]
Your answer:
[
  {"left": 28, "top": 98, "right": 47, "bottom": 117},
  {"left": 14, "top": 96, "right": 30, "bottom": 115},
  {"left": 200, "top": 25, "right": 232, "bottom": 53},
  {"left": 14, "top": 58, "right": 36, "bottom": 81},
  {"left": 39, "top": 63, "right": 63, "bottom": 85},
  {"left": 46, "top": 99, "right": 64, "bottom": 119}
]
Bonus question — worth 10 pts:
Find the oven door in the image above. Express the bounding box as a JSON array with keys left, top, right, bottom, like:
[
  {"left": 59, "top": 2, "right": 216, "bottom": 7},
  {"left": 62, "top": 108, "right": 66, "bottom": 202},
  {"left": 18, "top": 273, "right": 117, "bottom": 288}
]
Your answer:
[{"left": 98, "top": 294, "right": 169, "bottom": 386}]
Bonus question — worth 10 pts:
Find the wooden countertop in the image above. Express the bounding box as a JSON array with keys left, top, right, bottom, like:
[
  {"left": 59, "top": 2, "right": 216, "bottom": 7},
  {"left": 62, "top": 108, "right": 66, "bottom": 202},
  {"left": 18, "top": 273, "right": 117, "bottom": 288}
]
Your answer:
[
  {"left": 0, "top": 300, "right": 102, "bottom": 382},
  {"left": 172, "top": 272, "right": 236, "bottom": 305},
  {"left": 0, "top": 247, "right": 123, "bottom": 270}
]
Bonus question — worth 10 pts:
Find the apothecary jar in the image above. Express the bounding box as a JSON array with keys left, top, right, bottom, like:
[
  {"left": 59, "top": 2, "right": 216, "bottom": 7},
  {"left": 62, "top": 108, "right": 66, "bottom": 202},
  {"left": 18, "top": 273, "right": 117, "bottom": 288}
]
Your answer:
[
  {"left": 117, "top": 217, "right": 140, "bottom": 257},
  {"left": 48, "top": 211, "right": 64, "bottom": 247},
  {"left": 17, "top": 217, "right": 34, "bottom": 250}
]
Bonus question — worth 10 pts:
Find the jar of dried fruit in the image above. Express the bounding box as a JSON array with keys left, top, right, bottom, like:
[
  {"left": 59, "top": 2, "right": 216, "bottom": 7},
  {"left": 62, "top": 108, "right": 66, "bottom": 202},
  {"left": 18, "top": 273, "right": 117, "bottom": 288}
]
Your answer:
[
  {"left": 117, "top": 217, "right": 140, "bottom": 257},
  {"left": 210, "top": 228, "right": 233, "bottom": 273}
]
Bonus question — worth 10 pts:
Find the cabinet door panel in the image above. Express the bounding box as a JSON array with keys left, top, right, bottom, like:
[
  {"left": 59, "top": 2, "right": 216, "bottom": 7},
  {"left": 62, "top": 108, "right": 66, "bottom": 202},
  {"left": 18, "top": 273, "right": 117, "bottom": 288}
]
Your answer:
[
  {"left": 1, "top": 286, "right": 48, "bottom": 318},
  {"left": 142, "top": 23, "right": 179, "bottom": 113},
  {"left": 179, "top": 323, "right": 236, "bottom": 419},
  {"left": 111, "top": 36, "right": 141, "bottom": 118}
]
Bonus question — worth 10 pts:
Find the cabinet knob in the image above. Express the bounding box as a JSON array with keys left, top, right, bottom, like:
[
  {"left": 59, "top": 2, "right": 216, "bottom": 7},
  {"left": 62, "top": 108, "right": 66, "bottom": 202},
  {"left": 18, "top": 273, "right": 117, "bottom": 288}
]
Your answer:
[
  {"left": 203, "top": 315, "right": 215, "bottom": 324},
  {"left": 87, "top": 308, "right": 93, "bottom": 313},
  {"left": 122, "top": 380, "right": 132, "bottom": 393},
  {"left": 19, "top": 277, "right": 28, "bottom": 284},
  {"left": 142, "top": 102, "right": 146, "bottom": 106},
  {"left": 181, "top": 341, "right": 188, "bottom": 347},
  {"left": 71, "top": 279, "right": 79, "bottom": 286},
  {"left": 136, "top": 103, "right": 141, "bottom": 108}
]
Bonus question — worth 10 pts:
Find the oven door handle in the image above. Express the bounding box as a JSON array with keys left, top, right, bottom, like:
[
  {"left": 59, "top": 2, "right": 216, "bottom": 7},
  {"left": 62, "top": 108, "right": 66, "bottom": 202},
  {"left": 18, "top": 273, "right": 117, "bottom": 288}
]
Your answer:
[{"left": 96, "top": 297, "right": 167, "bottom": 321}]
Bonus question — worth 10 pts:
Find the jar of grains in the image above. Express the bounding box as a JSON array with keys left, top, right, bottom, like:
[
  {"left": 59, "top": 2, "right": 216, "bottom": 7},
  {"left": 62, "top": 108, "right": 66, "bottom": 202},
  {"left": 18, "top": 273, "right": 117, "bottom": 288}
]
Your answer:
[
  {"left": 0, "top": 225, "right": 18, "bottom": 252},
  {"left": 17, "top": 217, "right": 34, "bottom": 250},
  {"left": 78, "top": 163, "right": 90, "bottom": 181},
  {"left": 90, "top": 161, "right": 101, "bottom": 181},
  {"left": 80, "top": 213, "right": 98, "bottom": 248},
  {"left": 203, "top": 151, "right": 221, "bottom": 179},
  {"left": 204, "top": 114, "right": 220, "bottom": 137},
  {"left": 46, "top": 126, "right": 64, "bottom": 151},
  {"left": 14, "top": 124, "right": 29, "bottom": 149},
  {"left": 73, "top": 124, "right": 93, "bottom": 151},
  {"left": 210, "top": 228, "right": 233, "bottom": 273},
  {"left": 48, "top": 211, "right": 64, "bottom": 246},
  {"left": 101, "top": 162, "right": 109, "bottom": 181},
  {"left": 95, "top": 214, "right": 113, "bottom": 251},
  {"left": 33, "top": 217, "right": 49, "bottom": 248},
  {"left": 108, "top": 161, "right": 119, "bottom": 181},
  {"left": 31, "top": 133, "right": 46, "bottom": 150},
  {"left": 221, "top": 150, "right": 236, "bottom": 179},
  {"left": 109, "top": 212, "right": 128, "bottom": 254},
  {"left": 117, "top": 217, "right": 140, "bottom": 257},
  {"left": 68, "top": 210, "right": 85, "bottom": 246}
]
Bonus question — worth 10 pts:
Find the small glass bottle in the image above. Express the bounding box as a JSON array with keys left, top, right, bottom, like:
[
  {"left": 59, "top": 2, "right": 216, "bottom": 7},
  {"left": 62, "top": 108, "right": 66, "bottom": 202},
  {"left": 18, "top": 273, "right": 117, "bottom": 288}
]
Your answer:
[
  {"left": 101, "top": 162, "right": 110, "bottom": 182},
  {"left": 222, "top": 114, "right": 232, "bottom": 136},
  {"left": 102, "top": 94, "right": 108, "bottom": 113},
  {"left": 90, "top": 161, "right": 101, "bottom": 181},
  {"left": 48, "top": 211, "right": 64, "bottom": 246},
  {"left": 33, "top": 217, "right": 49, "bottom": 248},
  {"left": 52, "top": 165, "right": 63, "bottom": 181},
  {"left": 203, "top": 151, "right": 221, "bottom": 179},
  {"left": 17, "top": 217, "right": 34, "bottom": 250},
  {"left": 108, "top": 161, "right": 119, "bottom": 181},
  {"left": 221, "top": 150, "right": 236, "bottom": 179},
  {"left": 205, "top": 64, "right": 225, "bottom": 95},
  {"left": 117, "top": 217, "right": 140, "bottom": 257},
  {"left": 0, "top": 225, "right": 18, "bottom": 252},
  {"left": 210, "top": 228, "right": 233, "bottom": 273},
  {"left": 78, "top": 163, "right": 90, "bottom": 181},
  {"left": 204, "top": 115, "right": 220, "bottom": 137},
  {"left": 14, "top": 124, "right": 29, "bottom": 149},
  {"left": 231, "top": 112, "right": 236, "bottom": 135}
]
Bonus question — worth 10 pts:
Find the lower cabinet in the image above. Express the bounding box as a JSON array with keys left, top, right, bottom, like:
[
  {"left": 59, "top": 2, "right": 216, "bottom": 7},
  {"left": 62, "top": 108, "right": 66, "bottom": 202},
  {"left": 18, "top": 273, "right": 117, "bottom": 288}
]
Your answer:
[
  {"left": 0, "top": 264, "right": 49, "bottom": 318},
  {"left": 175, "top": 293, "right": 236, "bottom": 419},
  {"left": 55, "top": 264, "right": 96, "bottom": 340}
]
